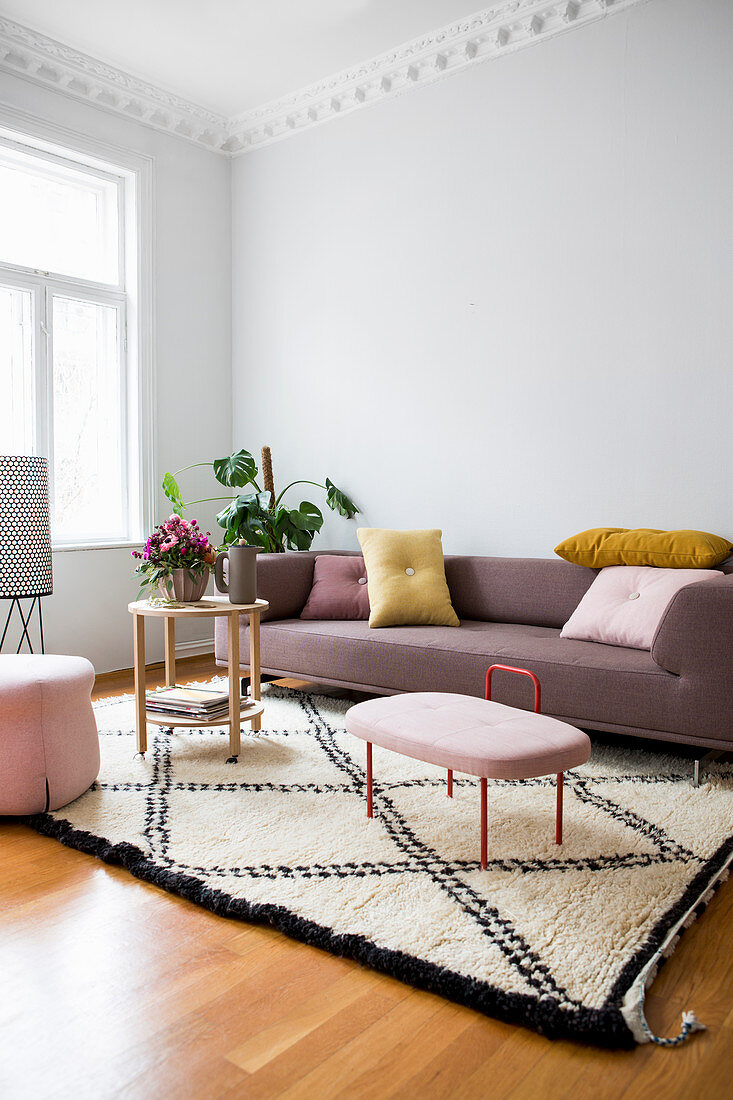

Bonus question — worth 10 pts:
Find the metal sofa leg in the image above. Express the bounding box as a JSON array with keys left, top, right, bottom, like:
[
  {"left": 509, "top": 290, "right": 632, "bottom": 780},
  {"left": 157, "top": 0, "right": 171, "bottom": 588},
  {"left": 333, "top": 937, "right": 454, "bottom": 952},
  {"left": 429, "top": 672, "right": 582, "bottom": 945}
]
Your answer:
[
  {"left": 692, "top": 750, "right": 723, "bottom": 787},
  {"left": 241, "top": 674, "right": 279, "bottom": 695}
]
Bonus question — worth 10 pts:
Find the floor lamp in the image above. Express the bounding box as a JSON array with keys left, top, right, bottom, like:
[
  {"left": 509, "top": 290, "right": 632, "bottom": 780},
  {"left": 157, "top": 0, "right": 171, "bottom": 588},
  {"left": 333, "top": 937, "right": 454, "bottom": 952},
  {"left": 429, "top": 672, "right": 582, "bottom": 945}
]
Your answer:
[{"left": 0, "top": 455, "right": 53, "bottom": 654}]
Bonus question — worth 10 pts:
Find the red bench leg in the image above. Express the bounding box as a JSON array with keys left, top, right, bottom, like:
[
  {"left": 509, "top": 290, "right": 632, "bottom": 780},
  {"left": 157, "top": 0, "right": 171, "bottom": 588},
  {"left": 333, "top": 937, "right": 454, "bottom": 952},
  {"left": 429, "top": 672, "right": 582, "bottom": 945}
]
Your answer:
[
  {"left": 366, "top": 742, "right": 373, "bottom": 818},
  {"left": 480, "top": 777, "right": 488, "bottom": 869},
  {"left": 447, "top": 769, "right": 453, "bottom": 798},
  {"left": 556, "top": 771, "right": 563, "bottom": 844}
]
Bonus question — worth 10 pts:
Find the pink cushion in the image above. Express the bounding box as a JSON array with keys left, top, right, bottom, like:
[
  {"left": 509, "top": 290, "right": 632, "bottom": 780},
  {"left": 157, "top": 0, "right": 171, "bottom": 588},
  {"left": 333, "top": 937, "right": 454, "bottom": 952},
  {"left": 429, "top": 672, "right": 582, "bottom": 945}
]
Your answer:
[
  {"left": 0, "top": 654, "right": 100, "bottom": 814},
  {"left": 560, "top": 565, "right": 722, "bottom": 650},
  {"left": 300, "top": 555, "right": 370, "bottom": 620},
  {"left": 345, "top": 692, "right": 590, "bottom": 779}
]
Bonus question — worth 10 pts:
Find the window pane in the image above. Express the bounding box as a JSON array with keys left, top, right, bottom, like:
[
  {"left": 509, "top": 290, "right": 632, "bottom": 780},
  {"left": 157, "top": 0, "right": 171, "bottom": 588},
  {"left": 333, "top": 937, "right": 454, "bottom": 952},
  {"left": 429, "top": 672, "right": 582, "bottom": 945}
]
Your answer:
[
  {"left": 0, "top": 145, "right": 119, "bottom": 284},
  {"left": 52, "top": 296, "right": 125, "bottom": 542},
  {"left": 0, "top": 284, "right": 34, "bottom": 453}
]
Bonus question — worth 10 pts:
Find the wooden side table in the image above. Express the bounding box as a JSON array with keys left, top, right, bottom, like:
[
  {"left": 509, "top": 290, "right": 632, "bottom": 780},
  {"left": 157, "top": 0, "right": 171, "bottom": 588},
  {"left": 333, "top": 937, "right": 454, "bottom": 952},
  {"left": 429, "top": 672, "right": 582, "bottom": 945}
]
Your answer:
[{"left": 127, "top": 596, "right": 269, "bottom": 760}]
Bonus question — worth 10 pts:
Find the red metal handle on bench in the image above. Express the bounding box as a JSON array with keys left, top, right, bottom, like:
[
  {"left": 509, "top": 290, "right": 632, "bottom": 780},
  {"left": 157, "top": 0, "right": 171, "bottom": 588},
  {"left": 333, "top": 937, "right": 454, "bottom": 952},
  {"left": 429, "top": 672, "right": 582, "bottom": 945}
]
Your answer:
[{"left": 485, "top": 664, "right": 541, "bottom": 714}]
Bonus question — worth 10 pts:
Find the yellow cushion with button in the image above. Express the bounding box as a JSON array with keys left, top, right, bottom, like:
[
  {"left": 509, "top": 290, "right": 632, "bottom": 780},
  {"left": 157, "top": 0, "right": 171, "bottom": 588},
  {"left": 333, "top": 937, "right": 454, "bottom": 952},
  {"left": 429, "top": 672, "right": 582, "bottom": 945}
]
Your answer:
[{"left": 357, "top": 528, "right": 459, "bottom": 629}]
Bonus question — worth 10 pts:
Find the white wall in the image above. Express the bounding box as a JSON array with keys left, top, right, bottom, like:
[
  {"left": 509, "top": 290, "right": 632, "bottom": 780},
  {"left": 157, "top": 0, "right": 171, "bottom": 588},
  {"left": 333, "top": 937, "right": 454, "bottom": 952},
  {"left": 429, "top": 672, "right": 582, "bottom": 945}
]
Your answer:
[
  {"left": 231, "top": 0, "right": 733, "bottom": 558},
  {"left": 0, "top": 72, "right": 232, "bottom": 671},
  {"left": 3, "top": 0, "right": 730, "bottom": 670}
]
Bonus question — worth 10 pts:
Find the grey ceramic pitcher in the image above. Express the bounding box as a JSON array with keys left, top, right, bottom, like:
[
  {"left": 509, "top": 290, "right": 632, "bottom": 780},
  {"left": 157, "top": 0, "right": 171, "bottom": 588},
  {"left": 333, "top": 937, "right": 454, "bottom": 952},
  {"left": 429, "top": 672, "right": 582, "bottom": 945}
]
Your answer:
[{"left": 215, "top": 544, "right": 260, "bottom": 604}]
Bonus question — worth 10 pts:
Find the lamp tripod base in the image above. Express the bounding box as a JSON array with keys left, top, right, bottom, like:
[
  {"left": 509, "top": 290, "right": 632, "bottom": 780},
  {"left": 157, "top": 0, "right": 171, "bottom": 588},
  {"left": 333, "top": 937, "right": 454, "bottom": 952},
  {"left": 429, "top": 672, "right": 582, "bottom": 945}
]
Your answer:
[{"left": 0, "top": 597, "right": 45, "bottom": 654}]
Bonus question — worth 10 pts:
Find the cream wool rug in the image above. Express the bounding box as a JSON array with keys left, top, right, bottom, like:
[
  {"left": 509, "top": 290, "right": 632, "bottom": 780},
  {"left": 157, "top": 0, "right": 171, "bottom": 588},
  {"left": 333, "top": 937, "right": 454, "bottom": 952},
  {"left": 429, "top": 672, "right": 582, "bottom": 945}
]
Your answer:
[{"left": 29, "top": 684, "right": 733, "bottom": 1048}]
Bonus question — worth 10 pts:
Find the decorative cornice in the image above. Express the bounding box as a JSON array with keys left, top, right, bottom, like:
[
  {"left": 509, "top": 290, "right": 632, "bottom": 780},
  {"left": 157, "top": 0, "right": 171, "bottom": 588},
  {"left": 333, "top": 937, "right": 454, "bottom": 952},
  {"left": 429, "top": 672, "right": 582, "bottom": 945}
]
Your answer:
[
  {"left": 227, "top": 0, "right": 648, "bottom": 153},
  {"left": 0, "top": 0, "right": 648, "bottom": 157},
  {"left": 0, "top": 17, "right": 230, "bottom": 151}
]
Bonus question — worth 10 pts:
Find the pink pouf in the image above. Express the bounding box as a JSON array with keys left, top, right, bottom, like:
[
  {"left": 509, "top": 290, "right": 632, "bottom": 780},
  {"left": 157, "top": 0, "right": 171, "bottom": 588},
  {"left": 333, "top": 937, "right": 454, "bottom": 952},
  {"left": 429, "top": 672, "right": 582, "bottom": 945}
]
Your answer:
[{"left": 0, "top": 655, "right": 100, "bottom": 815}]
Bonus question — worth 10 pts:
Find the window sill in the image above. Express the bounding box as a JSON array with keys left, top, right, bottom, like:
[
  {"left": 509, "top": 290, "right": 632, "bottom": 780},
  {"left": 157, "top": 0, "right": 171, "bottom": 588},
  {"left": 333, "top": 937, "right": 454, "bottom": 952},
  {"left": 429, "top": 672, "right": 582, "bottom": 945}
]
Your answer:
[{"left": 52, "top": 540, "right": 143, "bottom": 553}]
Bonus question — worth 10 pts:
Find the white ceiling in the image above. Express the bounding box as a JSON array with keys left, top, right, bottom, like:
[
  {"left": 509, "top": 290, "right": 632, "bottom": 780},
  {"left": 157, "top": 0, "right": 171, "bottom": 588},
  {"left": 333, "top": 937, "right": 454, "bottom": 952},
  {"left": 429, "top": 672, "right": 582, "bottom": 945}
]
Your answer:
[{"left": 0, "top": 0, "right": 486, "bottom": 116}]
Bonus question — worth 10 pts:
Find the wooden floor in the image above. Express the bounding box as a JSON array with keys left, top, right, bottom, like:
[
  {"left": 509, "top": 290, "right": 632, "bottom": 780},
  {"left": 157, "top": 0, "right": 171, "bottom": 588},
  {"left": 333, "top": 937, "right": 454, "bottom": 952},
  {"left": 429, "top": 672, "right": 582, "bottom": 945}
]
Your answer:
[{"left": 1, "top": 655, "right": 732, "bottom": 1099}]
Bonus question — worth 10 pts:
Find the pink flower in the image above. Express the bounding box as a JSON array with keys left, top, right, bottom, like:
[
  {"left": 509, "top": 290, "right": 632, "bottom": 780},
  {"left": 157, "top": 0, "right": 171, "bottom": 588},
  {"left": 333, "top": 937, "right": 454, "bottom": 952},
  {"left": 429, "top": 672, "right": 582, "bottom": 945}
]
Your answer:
[
  {"left": 168, "top": 514, "right": 181, "bottom": 523},
  {"left": 162, "top": 535, "right": 179, "bottom": 548}
]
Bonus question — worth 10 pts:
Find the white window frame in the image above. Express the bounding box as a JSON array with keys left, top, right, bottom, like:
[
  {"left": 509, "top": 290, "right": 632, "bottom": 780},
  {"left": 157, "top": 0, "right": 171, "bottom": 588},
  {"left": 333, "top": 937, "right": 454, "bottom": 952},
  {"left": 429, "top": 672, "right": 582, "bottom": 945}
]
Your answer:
[{"left": 0, "top": 105, "right": 155, "bottom": 551}]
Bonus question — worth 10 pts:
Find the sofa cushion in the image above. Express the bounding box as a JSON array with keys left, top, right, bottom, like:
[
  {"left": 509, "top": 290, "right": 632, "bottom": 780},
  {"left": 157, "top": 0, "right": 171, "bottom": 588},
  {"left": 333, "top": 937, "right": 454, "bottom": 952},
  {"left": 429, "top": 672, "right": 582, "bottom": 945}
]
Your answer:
[
  {"left": 358, "top": 528, "right": 459, "bottom": 629},
  {"left": 555, "top": 528, "right": 733, "bottom": 569},
  {"left": 250, "top": 619, "right": 678, "bottom": 735},
  {"left": 560, "top": 566, "right": 722, "bottom": 650},
  {"left": 300, "top": 555, "right": 370, "bottom": 620}
]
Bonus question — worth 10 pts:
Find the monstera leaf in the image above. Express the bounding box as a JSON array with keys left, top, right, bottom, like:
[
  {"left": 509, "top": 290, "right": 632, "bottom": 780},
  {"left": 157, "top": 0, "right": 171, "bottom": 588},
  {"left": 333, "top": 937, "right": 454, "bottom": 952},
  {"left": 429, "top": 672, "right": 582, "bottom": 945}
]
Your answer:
[
  {"left": 216, "top": 491, "right": 274, "bottom": 547},
  {"left": 213, "top": 448, "right": 258, "bottom": 488},
  {"left": 162, "top": 472, "right": 184, "bottom": 512},
  {"left": 325, "top": 477, "right": 359, "bottom": 519},
  {"left": 289, "top": 501, "right": 324, "bottom": 532},
  {"left": 272, "top": 501, "right": 324, "bottom": 552}
]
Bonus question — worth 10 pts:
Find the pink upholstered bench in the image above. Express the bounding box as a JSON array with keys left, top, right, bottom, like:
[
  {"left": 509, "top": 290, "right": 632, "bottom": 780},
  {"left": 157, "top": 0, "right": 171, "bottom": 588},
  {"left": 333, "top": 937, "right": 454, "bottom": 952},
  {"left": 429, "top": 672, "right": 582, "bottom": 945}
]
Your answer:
[{"left": 345, "top": 665, "right": 591, "bottom": 869}]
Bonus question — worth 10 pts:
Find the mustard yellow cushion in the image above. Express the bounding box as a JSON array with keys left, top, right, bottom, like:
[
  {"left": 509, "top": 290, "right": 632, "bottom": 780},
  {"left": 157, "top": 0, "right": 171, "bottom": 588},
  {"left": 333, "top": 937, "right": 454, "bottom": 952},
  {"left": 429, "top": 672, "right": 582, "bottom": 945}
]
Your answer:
[
  {"left": 555, "top": 528, "right": 733, "bottom": 569},
  {"left": 357, "top": 528, "right": 459, "bottom": 629}
]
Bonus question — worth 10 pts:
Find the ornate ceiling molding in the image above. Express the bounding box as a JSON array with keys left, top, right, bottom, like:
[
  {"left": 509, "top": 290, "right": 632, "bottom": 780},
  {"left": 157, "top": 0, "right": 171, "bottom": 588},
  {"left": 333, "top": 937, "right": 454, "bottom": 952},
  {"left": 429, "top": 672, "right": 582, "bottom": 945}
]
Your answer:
[
  {"left": 0, "top": 17, "right": 230, "bottom": 151},
  {"left": 0, "top": 0, "right": 648, "bottom": 157},
  {"left": 227, "top": 0, "right": 648, "bottom": 153}
]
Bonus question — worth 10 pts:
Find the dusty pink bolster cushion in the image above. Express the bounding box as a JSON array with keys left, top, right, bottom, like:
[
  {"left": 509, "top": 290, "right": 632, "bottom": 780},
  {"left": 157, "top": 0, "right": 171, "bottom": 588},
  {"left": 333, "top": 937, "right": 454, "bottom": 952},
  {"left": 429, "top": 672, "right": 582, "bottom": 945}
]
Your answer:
[
  {"left": 300, "top": 555, "right": 370, "bottom": 620},
  {"left": 560, "top": 565, "right": 722, "bottom": 650}
]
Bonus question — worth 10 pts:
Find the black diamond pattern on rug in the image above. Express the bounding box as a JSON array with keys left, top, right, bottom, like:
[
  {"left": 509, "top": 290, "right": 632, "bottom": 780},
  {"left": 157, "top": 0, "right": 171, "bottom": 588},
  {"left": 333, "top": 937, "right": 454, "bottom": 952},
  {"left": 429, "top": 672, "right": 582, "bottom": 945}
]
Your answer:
[{"left": 29, "top": 684, "right": 733, "bottom": 1048}]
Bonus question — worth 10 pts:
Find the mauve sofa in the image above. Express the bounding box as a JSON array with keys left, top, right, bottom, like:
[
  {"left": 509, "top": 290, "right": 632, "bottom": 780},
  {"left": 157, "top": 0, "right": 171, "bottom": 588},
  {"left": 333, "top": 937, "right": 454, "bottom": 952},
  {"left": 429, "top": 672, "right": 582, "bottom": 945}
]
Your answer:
[{"left": 214, "top": 552, "right": 733, "bottom": 752}]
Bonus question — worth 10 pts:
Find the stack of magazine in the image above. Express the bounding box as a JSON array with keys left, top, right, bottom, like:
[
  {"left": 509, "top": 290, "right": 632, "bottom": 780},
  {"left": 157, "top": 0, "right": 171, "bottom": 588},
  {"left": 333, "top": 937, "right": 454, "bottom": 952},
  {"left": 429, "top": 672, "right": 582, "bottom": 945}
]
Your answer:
[{"left": 145, "top": 685, "right": 250, "bottom": 722}]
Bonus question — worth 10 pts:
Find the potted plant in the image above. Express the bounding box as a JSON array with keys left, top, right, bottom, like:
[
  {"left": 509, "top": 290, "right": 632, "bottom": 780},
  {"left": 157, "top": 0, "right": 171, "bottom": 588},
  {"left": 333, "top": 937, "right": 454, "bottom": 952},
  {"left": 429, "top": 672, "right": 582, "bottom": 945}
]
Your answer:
[
  {"left": 132, "top": 515, "right": 216, "bottom": 602},
  {"left": 161, "top": 445, "right": 359, "bottom": 552}
]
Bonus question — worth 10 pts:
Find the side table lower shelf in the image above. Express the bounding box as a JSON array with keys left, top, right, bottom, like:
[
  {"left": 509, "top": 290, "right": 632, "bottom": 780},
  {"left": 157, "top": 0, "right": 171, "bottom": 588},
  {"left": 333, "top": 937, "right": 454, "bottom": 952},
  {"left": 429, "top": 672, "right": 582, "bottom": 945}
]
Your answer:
[{"left": 145, "top": 700, "right": 265, "bottom": 729}]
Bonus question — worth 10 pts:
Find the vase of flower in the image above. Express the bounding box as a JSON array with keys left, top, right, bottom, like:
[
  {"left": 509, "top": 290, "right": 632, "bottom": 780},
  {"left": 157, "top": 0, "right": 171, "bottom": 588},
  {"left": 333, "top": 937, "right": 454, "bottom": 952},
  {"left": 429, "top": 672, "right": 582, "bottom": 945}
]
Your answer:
[
  {"left": 132, "top": 515, "right": 216, "bottom": 602},
  {"left": 157, "top": 567, "right": 210, "bottom": 602}
]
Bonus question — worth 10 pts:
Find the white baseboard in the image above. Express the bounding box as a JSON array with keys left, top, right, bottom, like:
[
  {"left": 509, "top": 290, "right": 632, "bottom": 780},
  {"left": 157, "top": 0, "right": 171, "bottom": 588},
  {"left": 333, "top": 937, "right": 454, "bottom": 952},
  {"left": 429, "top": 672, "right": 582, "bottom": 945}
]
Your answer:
[{"left": 175, "top": 637, "right": 214, "bottom": 659}]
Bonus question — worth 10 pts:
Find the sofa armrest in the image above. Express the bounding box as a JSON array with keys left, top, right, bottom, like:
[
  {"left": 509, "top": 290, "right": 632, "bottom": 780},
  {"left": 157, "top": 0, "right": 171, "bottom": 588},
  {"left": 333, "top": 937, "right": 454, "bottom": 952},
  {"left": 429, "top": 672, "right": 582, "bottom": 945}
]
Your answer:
[
  {"left": 651, "top": 573, "right": 733, "bottom": 676},
  {"left": 233, "top": 551, "right": 317, "bottom": 622},
  {"left": 213, "top": 551, "right": 317, "bottom": 668}
]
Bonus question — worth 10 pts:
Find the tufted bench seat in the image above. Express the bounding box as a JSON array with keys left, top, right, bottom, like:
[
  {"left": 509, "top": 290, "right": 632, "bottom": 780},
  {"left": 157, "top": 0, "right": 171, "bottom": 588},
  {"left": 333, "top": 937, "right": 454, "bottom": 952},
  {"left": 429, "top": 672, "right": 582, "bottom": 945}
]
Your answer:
[{"left": 345, "top": 666, "right": 591, "bottom": 868}]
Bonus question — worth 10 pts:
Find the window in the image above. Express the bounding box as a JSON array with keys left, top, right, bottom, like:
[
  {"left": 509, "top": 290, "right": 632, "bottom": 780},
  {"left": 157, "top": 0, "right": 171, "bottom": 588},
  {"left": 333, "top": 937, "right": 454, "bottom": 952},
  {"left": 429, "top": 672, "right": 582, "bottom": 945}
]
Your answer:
[{"left": 0, "top": 129, "right": 149, "bottom": 547}]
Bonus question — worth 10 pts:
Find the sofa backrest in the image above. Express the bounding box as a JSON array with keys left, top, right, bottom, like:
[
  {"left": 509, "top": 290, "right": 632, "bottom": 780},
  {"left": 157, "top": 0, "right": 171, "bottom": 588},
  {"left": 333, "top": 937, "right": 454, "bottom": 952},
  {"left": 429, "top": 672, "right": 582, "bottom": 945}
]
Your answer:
[
  {"left": 257, "top": 550, "right": 730, "bottom": 628},
  {"left": 298, "top": 550, "right": 596, "bottom": 627},
  {"left": 444, "top": 556, "right": 597, "bottom": 628}
]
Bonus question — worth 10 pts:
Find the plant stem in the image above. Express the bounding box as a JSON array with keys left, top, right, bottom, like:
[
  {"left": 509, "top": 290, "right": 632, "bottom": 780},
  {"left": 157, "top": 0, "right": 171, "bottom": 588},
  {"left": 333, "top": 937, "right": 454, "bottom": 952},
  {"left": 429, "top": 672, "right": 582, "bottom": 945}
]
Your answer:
[
  {"left": 174, "top": 463, "right": 213, "bottom": 475},
  {"left": 186, "top": 496, "right": 235, "bottom": 505},
  {"left": 275, "top": 480, "right": 326, "bottom": 507}
]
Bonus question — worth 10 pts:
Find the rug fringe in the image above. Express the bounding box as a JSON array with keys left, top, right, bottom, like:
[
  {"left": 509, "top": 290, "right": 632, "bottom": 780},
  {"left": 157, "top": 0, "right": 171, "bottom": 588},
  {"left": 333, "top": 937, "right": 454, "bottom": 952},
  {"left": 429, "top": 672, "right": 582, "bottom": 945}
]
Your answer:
[
  {"left": 637, "top": 1009, "right": 706, "bottom": 1047},
  {"left": 621, "top": 857, "right": 731, "bottom": 1045}
]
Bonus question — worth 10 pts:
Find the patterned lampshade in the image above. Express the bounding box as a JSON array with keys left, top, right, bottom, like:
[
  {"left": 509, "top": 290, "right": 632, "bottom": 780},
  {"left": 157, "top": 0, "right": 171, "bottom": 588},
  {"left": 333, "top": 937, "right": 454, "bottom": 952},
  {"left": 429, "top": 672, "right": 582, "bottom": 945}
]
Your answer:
[{"left": 0, "top": 456, "right": 53, "bottom": 599}]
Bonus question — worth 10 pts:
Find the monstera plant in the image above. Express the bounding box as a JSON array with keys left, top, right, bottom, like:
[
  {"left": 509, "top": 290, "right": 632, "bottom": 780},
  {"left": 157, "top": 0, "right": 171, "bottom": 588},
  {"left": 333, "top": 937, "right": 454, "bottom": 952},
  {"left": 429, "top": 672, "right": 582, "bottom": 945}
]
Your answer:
[{"left": 162, "top": 446, "right": 359, "bottom": 553}]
